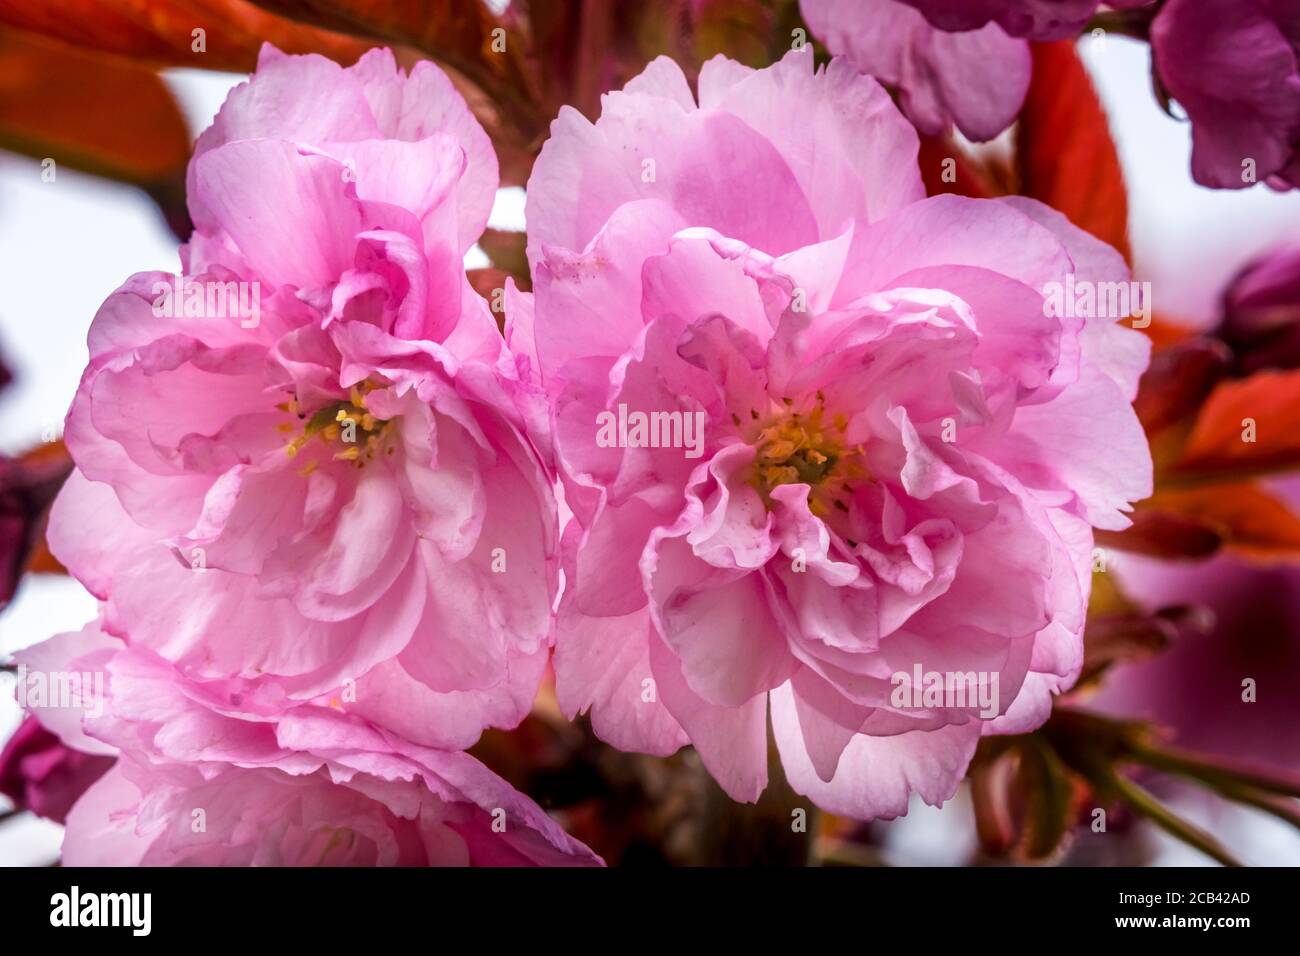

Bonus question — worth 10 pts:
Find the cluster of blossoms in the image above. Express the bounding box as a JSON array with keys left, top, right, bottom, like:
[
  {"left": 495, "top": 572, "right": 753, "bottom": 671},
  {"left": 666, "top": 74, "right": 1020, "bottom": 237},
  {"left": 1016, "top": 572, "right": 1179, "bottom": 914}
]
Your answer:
[
  {"left": 802, "top": 0, "right": 1300, "bottom": 191},
  {"left": 7, "top": 30, "right": 1154, "bottom": 862},
  {"left": 16, "top": 47, "right": 592, "bottom": 865}
]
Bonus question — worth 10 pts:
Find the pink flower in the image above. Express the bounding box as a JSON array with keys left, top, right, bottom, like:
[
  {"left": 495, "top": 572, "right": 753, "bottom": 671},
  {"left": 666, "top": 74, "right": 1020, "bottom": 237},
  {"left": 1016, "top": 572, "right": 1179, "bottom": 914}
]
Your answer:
[
  {"left": 16, "top": 625, "right": 600, "bottom": 867},
  {"left": 800, "top": 0, "right": 1031, "bottom": 141},
  {"left": 50, "top": 46, "right": 557, "bottom": 750},
  {"left": 0, "top": 716, "right": 112, "bottom": 824},
  {"left": 523, "top": 52, "right": 1152, "bottom": 818},
  {"left": 1150, "top": 0, "right": 1300, "bottom": 190}
]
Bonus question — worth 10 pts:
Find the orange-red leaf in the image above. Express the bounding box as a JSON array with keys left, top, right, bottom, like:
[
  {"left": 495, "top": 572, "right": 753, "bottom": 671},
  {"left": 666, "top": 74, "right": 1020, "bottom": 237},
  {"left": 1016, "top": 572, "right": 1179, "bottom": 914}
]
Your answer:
[
  {"left": 917, "top": 135, "right": 998, "bottom": 199},
  {"left": 1144, "top": 482, "right": 1300, "bottom": 559},
  {"left": 1142, "top": 314, "right": 1200, "bottom": 352},
  {"left": 1132, "top": 337, "right": 1231, "bottom": 435},
  {"left": 0, "top": 0, "right": 370, "bottom": 72},
  {"left": 467, "top": 266, "right": 509, "bottom": 298},
  {"left": 1175, "top": 368, "right": 1300, "bottom": 477},
  {"left": 1017, "top": 40, "right": 1130, "bottom": 262},
  {"left": 248, "top": 0, "right": 523, "bottom": 90},
  {"left": 1095, "top": 509, "right": 1222, "bottom": 560},
  {"left": 0, "top": 28, "right": 188, "bottom": 185}
]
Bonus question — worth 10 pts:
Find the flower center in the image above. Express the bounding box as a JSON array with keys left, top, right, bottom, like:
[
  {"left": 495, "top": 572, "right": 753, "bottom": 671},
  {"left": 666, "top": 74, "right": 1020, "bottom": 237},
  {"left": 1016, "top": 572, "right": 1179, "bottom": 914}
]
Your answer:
[
  {"left": 749, "top": 393, "right": 865, "bottom": 517},
  {"left": 313, "top": 825, "right": 357, "bottom": 865},
  {"left": 278, "top": 382, "right": 394, "bottom": 473}
]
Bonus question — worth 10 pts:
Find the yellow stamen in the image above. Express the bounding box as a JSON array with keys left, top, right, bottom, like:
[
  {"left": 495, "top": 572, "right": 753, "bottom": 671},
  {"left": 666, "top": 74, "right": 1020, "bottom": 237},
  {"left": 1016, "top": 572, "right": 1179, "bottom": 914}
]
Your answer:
[
  {"left": 749, "top": 393, "right": 866, "bottom": 512},
  {"left": 278, "top": 381, "right": 393, "bottom": 469}
]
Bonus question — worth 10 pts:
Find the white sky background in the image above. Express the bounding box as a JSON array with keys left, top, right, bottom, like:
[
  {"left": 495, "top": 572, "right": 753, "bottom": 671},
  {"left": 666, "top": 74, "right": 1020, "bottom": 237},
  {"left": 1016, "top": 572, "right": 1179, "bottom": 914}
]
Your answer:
[{"left": 2, "top": 36, "right": 1298, "bottom": 865}]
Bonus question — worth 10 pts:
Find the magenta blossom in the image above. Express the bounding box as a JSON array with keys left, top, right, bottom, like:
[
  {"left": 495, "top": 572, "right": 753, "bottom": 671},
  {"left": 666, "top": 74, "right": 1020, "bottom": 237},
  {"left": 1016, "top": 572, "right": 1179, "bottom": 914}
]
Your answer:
[
  {"left": 800, "top": 0, "right": 1158, "bottom": 142},
  {"left": 1150, "top": 0, "right": 1300, "bottom": 190},
  {"left": 16, "top": 624, "right": 600, "bottom": 867},
  {"left": 521, "top": 51, "right": 1151, "bottom": 819},
  {"left": 897, "top": 0, "right": 1152, "bottom": 41},
  {"left": 800, "top": 0, "right": 1031, "bottom": 142},
  {"left": 0, "top": 716, "right": 112, "bottom": 824},
  {"left": 0, "top": 444, "right": 72, "bottom": 608},
  {"left": 1088, "top": 479, "right": 1300, "bottom": 773},
  {"left": 1218, "top": 242, "right": 1300, "bottom": 373},
  {"left": 821, "top": 0, "right": 1300, "bottom": 191},
  {"left": 50, "top": 46, "right": 557, "bottom": 750}
]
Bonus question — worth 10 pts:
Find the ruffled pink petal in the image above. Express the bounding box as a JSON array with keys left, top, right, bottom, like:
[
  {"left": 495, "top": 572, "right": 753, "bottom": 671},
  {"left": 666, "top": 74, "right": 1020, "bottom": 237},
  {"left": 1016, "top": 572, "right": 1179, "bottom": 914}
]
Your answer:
[
  {"left": 801, "top": 0, "right": 1031, "bottom": 141},
  {"left": 190, "top": 140, "right": 363, "bottom": 291},
  {"left": 697, "top": 51, "right": 925, "bottom": 229},
  {"left": 553, "top": 599, "right": 689, "bottom": 757},
  {"left": 773, "top": 680, "right": 982, "bottom": 818},
  {"left": 648, "top": 631, "right": 769, "bottom": 802}
]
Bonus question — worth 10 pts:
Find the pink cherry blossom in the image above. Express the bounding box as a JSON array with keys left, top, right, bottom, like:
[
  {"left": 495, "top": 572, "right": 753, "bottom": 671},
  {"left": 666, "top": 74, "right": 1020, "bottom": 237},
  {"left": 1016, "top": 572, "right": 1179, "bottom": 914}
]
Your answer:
[
  {"left": 800, "top": 0, "right": 1032, "bottom": 142},
  {"left": 522, "top": 51, "right": 1152, "bottom": 818},
  {"left": 16, "top": 624, "right": 600, "bottom": 867},
  {"left": 49, "top": 46, "right": 557, "bottom": 751}
]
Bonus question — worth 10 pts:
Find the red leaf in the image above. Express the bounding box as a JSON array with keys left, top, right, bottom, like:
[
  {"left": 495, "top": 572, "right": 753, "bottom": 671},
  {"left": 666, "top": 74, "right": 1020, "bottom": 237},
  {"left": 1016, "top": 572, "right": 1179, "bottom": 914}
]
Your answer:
[
  {"left": 1133, "top": 337, "right": 1231, "bottom": 435},
  {"left": 1095, "top": 510, "right": 1222, "bottom": 560},
  {"left": 0, "top": 0, "right": 370, "bottom": 72},
  {"left": 1017, "top": 40, "right": 1130, "bottom": 262},
  {"left": 0, "top": 28, "right": 189, "bottom": 185},
  {"left": 1175, "top": 368, "right": 1300, "bottom": 477},
  {"left": 466, "top": 267, "right": 509, "bottom": 333},
  {"left": 1138, "top": 482, "right": 1300, "bottom": 560},
  {"left": 917, "top": 135, "right": 998, "bottom": 199},
  {"left": 248, "top": 0, "right": 530, "bottom": 101}
]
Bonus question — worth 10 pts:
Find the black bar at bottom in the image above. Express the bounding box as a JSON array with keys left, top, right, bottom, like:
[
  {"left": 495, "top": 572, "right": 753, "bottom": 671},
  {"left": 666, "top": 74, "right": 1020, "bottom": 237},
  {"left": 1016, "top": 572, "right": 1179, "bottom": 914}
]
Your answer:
[{"left": 0, "top": 865, "right": 1283, "bottom": 941}]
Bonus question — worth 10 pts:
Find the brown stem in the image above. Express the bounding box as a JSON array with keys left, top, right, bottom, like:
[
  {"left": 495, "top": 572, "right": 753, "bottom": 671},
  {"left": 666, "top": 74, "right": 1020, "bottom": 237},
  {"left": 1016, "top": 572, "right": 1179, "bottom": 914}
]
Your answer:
[
  {"left": 1215, "top": 783, "right": 1300, "bottom": 831},
  {"left": 694, "top": 740, "right": 818, "bottom": 866},
  {"left": 1130, "top": 741, "right": 1300, "bottom": 800},
  {"left": 1108, "top": 773, "right": 1242, "bottom": 867}
]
